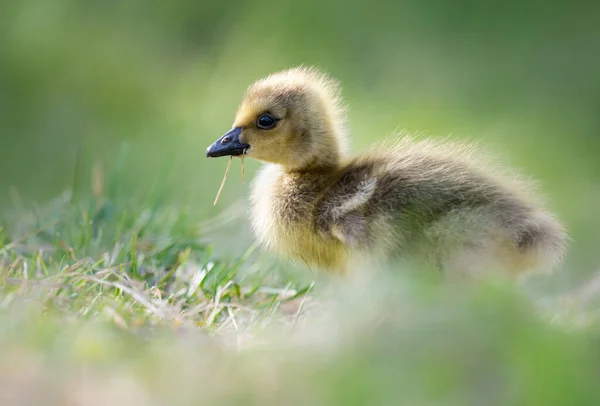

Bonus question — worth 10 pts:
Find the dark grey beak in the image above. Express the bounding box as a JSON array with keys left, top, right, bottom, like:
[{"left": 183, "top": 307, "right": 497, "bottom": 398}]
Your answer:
[{"left": 206, "top": 127, "right": 250, "bottom": 158}]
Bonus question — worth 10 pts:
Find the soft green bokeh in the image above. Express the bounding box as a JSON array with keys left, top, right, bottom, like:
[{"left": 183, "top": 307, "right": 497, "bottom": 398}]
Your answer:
[
  {"left": 1, "top": 3, "right": 599, "bottom": 273},
  {"left": 2, "top": 0, "right": 598, "bottom": 271},
  {"left": 3, "top": 0, "right": 598, "bottom": 277}
]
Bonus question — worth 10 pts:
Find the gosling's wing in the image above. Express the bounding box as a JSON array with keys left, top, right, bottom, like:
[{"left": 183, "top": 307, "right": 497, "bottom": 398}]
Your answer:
[
  {"left": 314, "top": 134, "right": 524, "bottom": 250},
  {"left": 315, "top": 162, "right": 383, "bottom": 248}
]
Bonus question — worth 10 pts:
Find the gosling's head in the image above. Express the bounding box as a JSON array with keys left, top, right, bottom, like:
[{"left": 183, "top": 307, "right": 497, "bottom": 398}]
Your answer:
[{"left": 206, "top": 67, "right": 349, "bottom": 170}]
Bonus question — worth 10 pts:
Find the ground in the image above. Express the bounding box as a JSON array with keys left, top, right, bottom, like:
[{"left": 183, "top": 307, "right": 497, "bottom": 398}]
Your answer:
[{"left": 1, "top": 189, "right": 600, "bottom": 406}]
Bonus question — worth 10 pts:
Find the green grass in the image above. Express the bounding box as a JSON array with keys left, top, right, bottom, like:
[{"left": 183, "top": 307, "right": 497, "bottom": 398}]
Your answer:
[
  {"left": 0, "top": 190, "right": 315, "bottom": 331},
  {"left": 1, "top": 180, "right": 600, "bottom": 405}
]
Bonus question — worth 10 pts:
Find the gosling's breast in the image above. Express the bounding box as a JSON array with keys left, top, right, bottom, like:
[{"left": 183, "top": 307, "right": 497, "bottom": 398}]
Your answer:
[{"left": 249, "top": 165, "right": 346, "bottom": 270}]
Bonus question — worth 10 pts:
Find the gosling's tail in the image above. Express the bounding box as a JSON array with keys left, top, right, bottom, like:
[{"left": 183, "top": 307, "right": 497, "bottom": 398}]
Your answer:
[{"left": 514, "top": 211, "right": 568, "bottom": 273}]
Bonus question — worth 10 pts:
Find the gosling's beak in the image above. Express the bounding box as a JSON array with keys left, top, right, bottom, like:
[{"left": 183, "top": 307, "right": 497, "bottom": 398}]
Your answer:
[{"left": 206, "top": 127, "right": 250, "bottom": 158}]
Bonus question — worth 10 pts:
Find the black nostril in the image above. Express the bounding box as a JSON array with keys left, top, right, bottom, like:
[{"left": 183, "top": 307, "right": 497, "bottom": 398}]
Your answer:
[{"left": 221, "top": 136, "right": 231, "bottom": 144}]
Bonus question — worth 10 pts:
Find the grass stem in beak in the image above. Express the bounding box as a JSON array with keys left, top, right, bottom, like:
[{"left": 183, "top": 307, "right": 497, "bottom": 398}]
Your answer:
[
  {"left": 241, "top": 150, "right": 246, "bottom": 183},
  {"left": 213, "top": 156, "right": 233, "bottom": 206}
]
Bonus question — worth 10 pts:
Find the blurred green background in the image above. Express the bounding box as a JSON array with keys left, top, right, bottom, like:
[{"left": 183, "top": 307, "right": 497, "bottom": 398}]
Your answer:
[{"left": 1, "top": 0, "right": 599, "bottom": 280}]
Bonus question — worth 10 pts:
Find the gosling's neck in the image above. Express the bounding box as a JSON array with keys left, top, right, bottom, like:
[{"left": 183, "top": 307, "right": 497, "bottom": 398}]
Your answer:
[{"left": 282, "top": 129, "right": 347, "bottom": 175}]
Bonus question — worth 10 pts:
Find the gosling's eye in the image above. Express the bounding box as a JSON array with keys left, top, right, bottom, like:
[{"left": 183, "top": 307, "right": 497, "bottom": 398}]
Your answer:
[{"left": 257, "top": 114, "right": 277, "bottom": 130}]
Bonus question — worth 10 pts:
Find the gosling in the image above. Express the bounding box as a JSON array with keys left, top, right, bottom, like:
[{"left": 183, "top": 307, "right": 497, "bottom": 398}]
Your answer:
[{"left": 206, "top": 67, "right": 567, "bottom": 281}]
